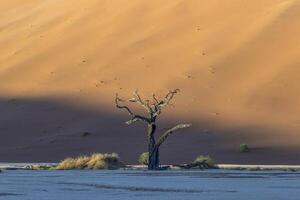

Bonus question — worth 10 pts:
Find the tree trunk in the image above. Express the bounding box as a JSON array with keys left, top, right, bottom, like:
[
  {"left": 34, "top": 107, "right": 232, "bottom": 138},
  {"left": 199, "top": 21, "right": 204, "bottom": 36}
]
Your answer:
[
  {"left": 148, "top": 146, "right": 159, "bottom": 170},
  {"left": 147, "top": 123, "right": 160, "bottom": 170}
]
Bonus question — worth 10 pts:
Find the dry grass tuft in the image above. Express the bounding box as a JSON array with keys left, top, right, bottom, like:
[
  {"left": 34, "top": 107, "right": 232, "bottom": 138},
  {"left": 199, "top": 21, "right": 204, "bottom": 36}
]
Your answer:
[
  {"left": 55, "top": 153, "right": 125, "bottom": 170},
  {"left": 193, "top": 155, "right": 216, "bottom": 166}
]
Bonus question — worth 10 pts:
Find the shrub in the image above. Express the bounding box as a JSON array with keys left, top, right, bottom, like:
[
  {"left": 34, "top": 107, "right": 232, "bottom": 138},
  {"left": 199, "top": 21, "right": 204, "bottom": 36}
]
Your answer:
[
  {"left": 55, "top": 153, "right": 125, "bottom": 170},
  {"left": 193, "top": 155, "right": 216, "bottom": 166},
  {"left": 239, "top": 144, "right": 250, "bottom": 153},
  {"left": 138, "top": 152, "right": 149, "bottom": 165}
]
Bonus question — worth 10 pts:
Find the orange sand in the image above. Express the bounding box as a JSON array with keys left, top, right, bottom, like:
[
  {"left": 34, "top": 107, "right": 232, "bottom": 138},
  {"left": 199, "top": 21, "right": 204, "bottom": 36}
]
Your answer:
[{"left": 1, "top": 0, "right": 300, "bottom": 164}]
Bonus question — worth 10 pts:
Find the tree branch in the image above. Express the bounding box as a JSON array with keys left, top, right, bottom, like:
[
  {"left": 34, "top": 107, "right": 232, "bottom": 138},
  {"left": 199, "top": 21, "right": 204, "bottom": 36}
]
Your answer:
[
  {"left": 132, "top": 90, "right": 153, "bottom": 113},
  {"left": 165, "top": 88, "right": 180, "bottom": 99},
  {"left": 115, "top": 94, "right": 133, "bottom": 115},
  {"left": 152, "top": 93, "right": 159, "bottom": 104},
  {"left": 163, "top": 88, "right": 180, "bottom": 106},
  {"left": 115, "top": 94, "right": 150, "bottom": 124},
  {"left": 152, "top": 89, "right": 180, "bottom": 117},
  {"left": 115, "top": 89, "right": 181, "bottom": 124},
  {"left": 156, "top": 123, "right": 191, "bottom": 148}
]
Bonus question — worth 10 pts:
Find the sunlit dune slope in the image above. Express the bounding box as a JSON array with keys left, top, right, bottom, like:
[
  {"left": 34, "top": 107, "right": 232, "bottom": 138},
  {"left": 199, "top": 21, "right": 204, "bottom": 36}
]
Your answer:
[{"left": 1, "top": 0, "right": 300, "bottom": 163}]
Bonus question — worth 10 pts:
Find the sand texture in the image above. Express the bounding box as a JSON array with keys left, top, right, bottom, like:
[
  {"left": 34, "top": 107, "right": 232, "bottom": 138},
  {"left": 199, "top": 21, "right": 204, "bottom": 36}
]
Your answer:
[{"left": 1, "top": 0, "right": 300, "bottom": 164}]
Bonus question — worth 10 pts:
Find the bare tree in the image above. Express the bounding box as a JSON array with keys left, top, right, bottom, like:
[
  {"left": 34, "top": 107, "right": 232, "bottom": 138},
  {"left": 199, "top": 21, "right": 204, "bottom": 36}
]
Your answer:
[{"left": 115, "top": 89, "right": 191, "bottom": 170}]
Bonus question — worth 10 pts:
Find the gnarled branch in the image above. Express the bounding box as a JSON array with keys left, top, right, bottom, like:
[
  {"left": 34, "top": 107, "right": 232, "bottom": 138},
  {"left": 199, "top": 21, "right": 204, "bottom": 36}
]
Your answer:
[
  {"left": 156, "top": 123, "right": 191, "bottom": 148},
  {"left": 152, "top": 93, "right": 159, "bottom": 104},
  {"left": 152, "top": 89, "right": 180, "bottom": 117},
  {"left": 115, "top": 89, "right": 183, "bottom": 126},
  {"left": 115, "top": 94, "right": 150, "bottom": 124},
  {"left": 132, "top": 90, "right": 153, "bottom": 113}
]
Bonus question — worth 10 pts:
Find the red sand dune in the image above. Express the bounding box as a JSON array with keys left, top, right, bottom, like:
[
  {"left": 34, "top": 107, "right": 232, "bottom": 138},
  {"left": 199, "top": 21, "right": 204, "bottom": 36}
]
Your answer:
[{"left": 1, "top": 0, "right": 300, "bottom": 164}]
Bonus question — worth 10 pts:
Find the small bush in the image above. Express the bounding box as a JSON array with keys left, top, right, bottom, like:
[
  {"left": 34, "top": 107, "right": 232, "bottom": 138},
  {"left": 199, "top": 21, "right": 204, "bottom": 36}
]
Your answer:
[
  {"left": 193, "top": 155, "right": 216, "bottom": 166},
  {"left": 55, "top": 153, "right": 125, "bottom": 170},
  {"left": 138, "top": 152, "right": 149, "bottom": 165},
  {"left": 239, "top": 144, "right": 250, "bottom": 153}
]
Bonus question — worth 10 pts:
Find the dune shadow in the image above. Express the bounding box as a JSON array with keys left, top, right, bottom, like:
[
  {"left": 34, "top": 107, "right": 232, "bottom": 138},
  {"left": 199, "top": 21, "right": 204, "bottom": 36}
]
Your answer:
[{"left": 0, "top": 97, "right": 300, "bottom": 164}]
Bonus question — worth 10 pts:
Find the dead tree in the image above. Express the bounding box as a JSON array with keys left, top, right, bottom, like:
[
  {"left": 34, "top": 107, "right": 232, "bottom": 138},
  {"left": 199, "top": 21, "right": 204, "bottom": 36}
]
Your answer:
[{"left": 115, "top": 89, "right": 191, "bottom": 170}]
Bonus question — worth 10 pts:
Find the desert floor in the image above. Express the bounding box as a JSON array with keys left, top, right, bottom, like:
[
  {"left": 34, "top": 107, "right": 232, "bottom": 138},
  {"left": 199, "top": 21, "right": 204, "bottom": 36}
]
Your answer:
[{"left": 1, "top": 170, "right": 300, "bottom": 200}]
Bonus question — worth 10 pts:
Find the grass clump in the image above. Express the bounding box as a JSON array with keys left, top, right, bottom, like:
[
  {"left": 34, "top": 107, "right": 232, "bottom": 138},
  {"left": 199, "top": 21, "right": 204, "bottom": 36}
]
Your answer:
[
  {"left": 138, "top": 152, "right": 149, "bottom": 165},
  {"left": 239, "top": 144, "right": 250, "bottom": 153},
  {"left": 193, "top": 155, "right": 216, "bottom": 166},
  {"left": 177, "top": 155, "right": 216, "bottom": 169},
  {"left": 29, "top": 165, "right": 53, "bottom": 170},
  {"left": 55, "top": 153, "right": 125, "bottom": 170}
]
